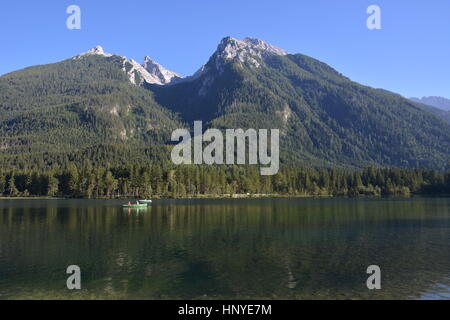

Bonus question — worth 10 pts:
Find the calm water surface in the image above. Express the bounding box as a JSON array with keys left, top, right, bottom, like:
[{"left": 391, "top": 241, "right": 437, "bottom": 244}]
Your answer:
[{"left": 0, "top": 198, "right": 449, "bottom": 300}]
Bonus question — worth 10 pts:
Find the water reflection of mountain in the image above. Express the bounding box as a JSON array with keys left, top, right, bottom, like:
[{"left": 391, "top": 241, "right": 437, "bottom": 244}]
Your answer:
[{"left": 0, "top": 198, "right": 449, "bottom": 299}]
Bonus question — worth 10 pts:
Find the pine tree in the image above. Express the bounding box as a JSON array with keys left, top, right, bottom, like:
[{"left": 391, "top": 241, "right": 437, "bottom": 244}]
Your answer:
[
  {"left": 0, "top": 173, "right": 5, "bottom": 195},
  {"left": 6, "top": 175, "right": 19, "bottom": 196},
  {"left": 46, "top": 174, "right": 59, "bottom": 197}
]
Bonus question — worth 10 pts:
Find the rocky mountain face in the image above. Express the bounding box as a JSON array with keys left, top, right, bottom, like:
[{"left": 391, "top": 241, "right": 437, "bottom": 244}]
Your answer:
[
  {"left": 207, "top": 36, "right": 288, "bottom": 70},
  {"left": 75, "top": 46, "right": 180, "bottom": 86},
  {"left": 1, "top": 37, "right": 450, "bottom": 170},
  {"left": 143, "top": 56, "right": 181, "bottom": 85},
  {"left": 74, "top": 45, "right": 113, "bottom": 58},
  {"left": 183, "top": 37, "right": 288, "bottom": 86}
]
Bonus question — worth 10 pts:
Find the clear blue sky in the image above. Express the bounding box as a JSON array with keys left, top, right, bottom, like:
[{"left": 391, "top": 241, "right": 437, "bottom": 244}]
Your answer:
[{"left": 0, "top": 0, "right": 449, "bottom": 98}]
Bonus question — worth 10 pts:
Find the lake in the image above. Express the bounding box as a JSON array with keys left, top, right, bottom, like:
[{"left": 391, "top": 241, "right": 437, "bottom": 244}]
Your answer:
[{"left": 0, "top": 198, "right": 449, "bottom": 300}]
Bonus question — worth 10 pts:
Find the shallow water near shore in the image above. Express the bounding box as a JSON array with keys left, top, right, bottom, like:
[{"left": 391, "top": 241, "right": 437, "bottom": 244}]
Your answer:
[{"left": 0, "top": 197, "right": 449, "bottom": 300}]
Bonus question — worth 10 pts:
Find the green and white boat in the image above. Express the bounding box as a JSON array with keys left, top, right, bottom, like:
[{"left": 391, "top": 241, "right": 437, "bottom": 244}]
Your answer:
[
  {"left": 138, "top": 199, "right": 153, "bottom": 204},
  {"left": 122, "top": 202, "right": 148, "bottom": 208}
]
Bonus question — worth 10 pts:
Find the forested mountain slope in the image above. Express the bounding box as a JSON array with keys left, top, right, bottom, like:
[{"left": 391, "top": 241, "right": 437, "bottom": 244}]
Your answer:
[
  {"left": 1, "top": 38, "right": 449, "bottom": 170},
  {"left": 409, "top": 99, "right": 450, "bottom": 123},
  {"left": 0, "top": 54, "right": 182, "bottom": 168},
  {"left": 152, "top": 37, "right": 450, "bottom": 169}
]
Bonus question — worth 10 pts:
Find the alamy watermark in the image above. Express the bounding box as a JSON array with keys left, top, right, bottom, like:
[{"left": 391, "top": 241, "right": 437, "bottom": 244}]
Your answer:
[
  {"left": 65, "top": 5, "right": 379, "bottom": 31},
  {"left": 66, "top": 265, "right": 81, "bottom": 290},
  {"left": 64, "top": 264, "right": 382, "bottom": 292},
  {"left": 366, "top": 265, "right": 381, "bottom": 290},
  {"left": 66, "top": 5, "right": 81, "bottom": 30},
  {"left": 367, "top": 5, "right": 382, "bottom": 30},
  {"left": 171, "top": 121, "right": 280, "bottom": 176}
]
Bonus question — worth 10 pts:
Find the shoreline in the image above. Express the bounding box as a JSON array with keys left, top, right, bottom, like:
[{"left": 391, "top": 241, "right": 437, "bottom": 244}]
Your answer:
[{"left": 1, "top": 193, "right": 449, "bottom": 201}]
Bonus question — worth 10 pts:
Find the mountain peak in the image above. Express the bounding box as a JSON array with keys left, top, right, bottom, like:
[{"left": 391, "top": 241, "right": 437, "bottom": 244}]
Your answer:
[
  {"left": 76, "top": 45, "right": 113, "bottom": 58},
  {"left": 90, "top": 45, "right": 106, "bottom": 54},
  {"left": 73, "top": 47, "right": 180, "bottom": 86},
  {"left": 143, "top": 56, "right": 181, "bottom": 85},
  {"left": 217, "top": 36, "right": 288, "bottom": 56},
  {"left": 122, "top": 57, "right": 180, "bottom": 86},
  {"left": 214, "top": 36, "right": 288, "bottom": 70},
  {"left": 182, "top": 36, "right": 289, "bottom": 95}
]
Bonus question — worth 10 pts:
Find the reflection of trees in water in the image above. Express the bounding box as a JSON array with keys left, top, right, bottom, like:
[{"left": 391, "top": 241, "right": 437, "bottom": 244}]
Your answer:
[{"left": 0, "top": 198, "right": 449, "bottom": 299}]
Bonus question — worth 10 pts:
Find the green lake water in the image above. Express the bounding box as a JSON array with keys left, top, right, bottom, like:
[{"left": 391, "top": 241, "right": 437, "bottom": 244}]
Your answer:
[{"left": 0, "top": 198, "right": 449, "bottom": 300}]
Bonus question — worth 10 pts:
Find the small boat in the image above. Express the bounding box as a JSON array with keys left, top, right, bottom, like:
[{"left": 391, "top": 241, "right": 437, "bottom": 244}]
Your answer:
[
  {"left": 138, "top": 199, "right": 153, "bottom": 204},
  {"left": 122, "top": 202, "right": 148, "bottom": 208}
]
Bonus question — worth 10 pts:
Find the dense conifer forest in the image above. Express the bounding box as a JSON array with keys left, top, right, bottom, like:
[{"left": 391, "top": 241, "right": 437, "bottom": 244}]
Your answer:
[
  {"left": 1, "top": 165, "right": 448, "bottom": 198},
  {"left": 2, "top": 47, "right": 450, "bottom": 172}
]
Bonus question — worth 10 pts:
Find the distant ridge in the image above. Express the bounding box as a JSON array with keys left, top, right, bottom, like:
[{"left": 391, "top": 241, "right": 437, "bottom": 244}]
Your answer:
[{"left": 410, "top": 96, "right": 450, "bottom": 111}]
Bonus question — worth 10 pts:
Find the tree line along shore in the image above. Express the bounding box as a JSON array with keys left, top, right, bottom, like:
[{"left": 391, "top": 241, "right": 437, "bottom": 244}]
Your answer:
[{"left": 0, "top": 165, "right": 449, "bottom": 199}]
